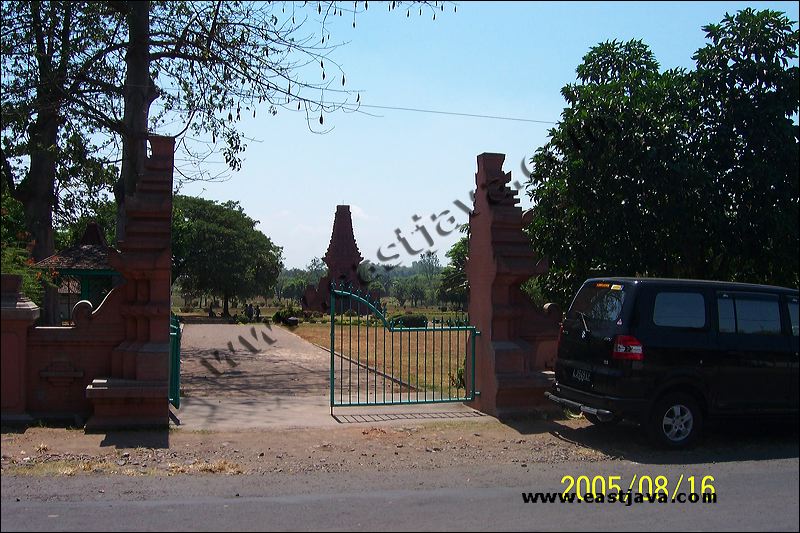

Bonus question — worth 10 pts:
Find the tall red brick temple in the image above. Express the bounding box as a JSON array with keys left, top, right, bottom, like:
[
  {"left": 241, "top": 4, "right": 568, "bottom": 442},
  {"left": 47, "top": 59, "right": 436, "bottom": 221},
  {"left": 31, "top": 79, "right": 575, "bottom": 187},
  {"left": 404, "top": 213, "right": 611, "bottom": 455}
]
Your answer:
[{"left": 303, "top": 205, "right": 372, "bottom": 312}]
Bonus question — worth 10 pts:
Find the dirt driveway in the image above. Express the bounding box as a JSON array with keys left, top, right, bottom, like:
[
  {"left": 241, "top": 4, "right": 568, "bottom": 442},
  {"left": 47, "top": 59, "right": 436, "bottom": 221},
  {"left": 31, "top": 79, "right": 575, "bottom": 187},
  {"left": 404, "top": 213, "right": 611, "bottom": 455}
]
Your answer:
[
  {"left": 173, "top": 322, "right": 331, "bottom": 430},
  {"left": 179, "top": 322, "right": 331, "bottom": 399}
]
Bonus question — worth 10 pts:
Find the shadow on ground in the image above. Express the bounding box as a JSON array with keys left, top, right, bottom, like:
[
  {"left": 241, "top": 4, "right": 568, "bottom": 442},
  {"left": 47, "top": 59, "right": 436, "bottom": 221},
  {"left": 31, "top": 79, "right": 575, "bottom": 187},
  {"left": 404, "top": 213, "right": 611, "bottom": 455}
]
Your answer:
[
  {"left": 502, "top": 413, "right": 799, "bottom": 464},
  {"left": 332, "top": 410, "right": 489, "bottom": 424},
  {"left": 98, "top": 430, "right": 170, "bottom": 449},
  {"left": 1, "top": 423, "right": 170, "bottom": 450},
  {"left": 179, "top": 336, "right": 330, "bottom": 399}
]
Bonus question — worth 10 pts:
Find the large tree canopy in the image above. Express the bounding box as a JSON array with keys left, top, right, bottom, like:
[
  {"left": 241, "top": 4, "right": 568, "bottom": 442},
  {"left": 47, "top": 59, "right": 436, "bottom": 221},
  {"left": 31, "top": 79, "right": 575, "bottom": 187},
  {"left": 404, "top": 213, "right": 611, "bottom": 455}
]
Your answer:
[
  {"left": 1, "top": 0, "right": 447, "bottom": 322},
  {"left": 172, "top": 194, "right": 283, "bottom": 316},
  {"left": 526, "top": 9, "right": 799, "bottom": 307}
]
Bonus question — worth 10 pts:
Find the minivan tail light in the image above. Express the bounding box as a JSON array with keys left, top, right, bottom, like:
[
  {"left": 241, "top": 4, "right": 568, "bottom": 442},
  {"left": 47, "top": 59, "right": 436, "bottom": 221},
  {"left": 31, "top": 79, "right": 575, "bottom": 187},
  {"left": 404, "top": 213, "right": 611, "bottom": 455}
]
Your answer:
[{"left": 612, "top": 335, "right": 644, "bottom": 361}]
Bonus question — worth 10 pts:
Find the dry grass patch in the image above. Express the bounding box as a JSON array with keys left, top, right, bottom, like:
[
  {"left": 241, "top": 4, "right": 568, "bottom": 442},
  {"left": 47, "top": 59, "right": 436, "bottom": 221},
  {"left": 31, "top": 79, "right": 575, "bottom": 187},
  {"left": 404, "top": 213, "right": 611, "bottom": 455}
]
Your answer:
[
  {"left": 287, "top": 322, "right": 333, "bottom": 348},
  {"left": 198, "top": 459, "right": 243, "bottom": 474},
  {"left": 167, "top": 460, "right": 243, "bottom": 475},
  {"left": 5, "top": 459, "right": 102, "bottom": 477}
]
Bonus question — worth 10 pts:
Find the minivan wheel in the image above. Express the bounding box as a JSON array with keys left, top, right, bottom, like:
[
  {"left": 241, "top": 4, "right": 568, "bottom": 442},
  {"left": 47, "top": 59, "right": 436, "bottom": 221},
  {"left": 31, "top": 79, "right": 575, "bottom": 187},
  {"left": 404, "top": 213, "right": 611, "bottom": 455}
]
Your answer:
[{"left": 649, "top": 393, "right": 703, "bottom": 448}]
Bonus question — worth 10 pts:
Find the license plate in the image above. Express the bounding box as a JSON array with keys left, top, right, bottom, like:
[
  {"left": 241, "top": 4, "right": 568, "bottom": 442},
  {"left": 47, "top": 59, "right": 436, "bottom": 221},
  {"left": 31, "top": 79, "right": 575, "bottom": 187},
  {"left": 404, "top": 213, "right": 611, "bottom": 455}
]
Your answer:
[{"left": 572, "top": 368, "right": 592, "bottom": 383}]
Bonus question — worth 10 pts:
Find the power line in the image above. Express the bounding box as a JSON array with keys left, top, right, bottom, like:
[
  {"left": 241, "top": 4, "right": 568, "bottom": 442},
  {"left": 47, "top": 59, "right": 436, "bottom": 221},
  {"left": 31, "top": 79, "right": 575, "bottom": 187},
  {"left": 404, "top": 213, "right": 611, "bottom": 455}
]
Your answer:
[
  {"left": 148, "top": 95, "right": 558, "bottom": 125},
  {"left": 343, "top": 103, "right": 557, "bottom": 124}
]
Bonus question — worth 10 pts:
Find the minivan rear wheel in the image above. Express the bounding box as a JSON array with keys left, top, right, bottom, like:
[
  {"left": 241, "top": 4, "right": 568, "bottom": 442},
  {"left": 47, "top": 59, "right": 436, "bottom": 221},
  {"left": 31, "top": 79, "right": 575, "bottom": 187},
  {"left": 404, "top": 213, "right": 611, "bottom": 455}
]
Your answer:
[{"left": 648, "top": 393, "right": 703, "bottom": 448}]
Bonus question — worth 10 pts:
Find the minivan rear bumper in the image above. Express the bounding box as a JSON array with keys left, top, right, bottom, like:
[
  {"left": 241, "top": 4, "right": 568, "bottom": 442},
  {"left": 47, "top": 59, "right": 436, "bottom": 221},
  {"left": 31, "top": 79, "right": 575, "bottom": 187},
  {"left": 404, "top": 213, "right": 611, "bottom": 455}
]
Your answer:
[{"left": 545, "top": 382, "right": 650, "bottom": 422}]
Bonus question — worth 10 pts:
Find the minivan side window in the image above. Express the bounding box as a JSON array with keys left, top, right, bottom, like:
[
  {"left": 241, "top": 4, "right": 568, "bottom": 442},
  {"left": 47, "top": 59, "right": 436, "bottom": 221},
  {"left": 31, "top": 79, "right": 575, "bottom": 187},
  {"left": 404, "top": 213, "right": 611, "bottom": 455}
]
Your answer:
[
  {"left": 653, "top": 292, "right": 706, "bottom": 328},
  {"left": 718, "top": 297, "right": 736, "bottom": 333},
  {"left": 788, "top": 297, "right": 799, "bottom": 337},
  {"left": 717, "top": 292, "right": 782, "bottom": 335}
]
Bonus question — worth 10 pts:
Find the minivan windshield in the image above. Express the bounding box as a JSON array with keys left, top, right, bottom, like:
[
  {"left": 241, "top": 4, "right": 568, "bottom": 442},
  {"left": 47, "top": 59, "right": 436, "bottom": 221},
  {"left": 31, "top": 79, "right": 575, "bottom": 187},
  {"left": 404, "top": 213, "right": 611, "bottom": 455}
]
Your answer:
[{"left": 568, "top": 282, "right": 626, "bottom": 324}]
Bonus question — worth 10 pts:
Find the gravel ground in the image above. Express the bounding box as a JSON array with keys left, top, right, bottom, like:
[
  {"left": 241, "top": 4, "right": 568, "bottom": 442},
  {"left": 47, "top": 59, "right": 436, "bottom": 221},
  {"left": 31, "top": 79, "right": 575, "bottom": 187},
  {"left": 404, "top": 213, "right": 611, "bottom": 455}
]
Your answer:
[
  {"left": 3, "top": 415, "right": 798, "bottom": 481},
  {"left": 1, "top": 417, "right": 614, "bottom": 478}
]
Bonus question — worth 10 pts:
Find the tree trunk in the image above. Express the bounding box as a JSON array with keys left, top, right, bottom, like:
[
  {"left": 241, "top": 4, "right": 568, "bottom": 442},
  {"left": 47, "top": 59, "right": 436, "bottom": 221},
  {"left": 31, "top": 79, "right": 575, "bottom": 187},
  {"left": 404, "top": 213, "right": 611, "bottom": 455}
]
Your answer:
[
  {"left": 117, "top": 0, "right": 157, "bottom": 243},
  {"left": 15, "top": 2, "right": 69, "bottom": 325},
  {"left": 23, "top": 97, "right": 60, "bottom": 325},
  {"left": 222, "top": 294, "right": 230, "bottom": 317}
]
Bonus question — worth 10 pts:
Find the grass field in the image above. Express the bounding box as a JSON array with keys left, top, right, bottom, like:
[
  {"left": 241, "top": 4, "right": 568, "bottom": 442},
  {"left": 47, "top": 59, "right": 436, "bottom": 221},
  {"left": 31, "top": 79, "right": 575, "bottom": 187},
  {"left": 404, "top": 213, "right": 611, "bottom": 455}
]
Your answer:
[{"left": 285, "top": 320, "right": 475, "bottom": 404}]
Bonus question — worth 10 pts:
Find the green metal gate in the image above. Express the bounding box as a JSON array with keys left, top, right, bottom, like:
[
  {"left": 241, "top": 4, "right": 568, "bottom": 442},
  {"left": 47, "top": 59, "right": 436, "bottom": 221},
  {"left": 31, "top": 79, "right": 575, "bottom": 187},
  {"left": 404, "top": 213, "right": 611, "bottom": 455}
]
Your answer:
[
  {"left": 330, "top": 285, "right": 479, "bottom": 411},
  {"left": 169, "top": 314, "right": 181, "bottom": 409}
]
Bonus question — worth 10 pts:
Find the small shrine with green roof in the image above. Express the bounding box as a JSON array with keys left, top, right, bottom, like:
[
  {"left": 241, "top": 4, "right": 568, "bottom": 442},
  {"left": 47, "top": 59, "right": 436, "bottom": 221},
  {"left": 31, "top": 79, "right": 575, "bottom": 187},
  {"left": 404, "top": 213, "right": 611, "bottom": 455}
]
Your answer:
[{"left": 35, "top": 222, "right": 118, "bottom": 323}]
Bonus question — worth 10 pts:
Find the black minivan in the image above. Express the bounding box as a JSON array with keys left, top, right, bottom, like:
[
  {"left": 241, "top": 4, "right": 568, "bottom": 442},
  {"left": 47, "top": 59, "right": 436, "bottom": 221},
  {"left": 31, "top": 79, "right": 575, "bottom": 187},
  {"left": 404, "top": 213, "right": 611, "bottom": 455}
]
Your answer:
[{"left": 545, "top": 278, "right": 799, "bottom": 448}]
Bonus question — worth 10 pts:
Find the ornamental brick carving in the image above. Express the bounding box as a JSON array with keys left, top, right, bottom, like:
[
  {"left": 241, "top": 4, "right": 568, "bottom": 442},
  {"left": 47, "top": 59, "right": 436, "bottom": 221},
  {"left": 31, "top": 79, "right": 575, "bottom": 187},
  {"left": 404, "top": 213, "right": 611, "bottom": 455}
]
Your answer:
[
  {"left": 466, "top": 153, "right": 560, "bottom": 417},
  {"left": 85, "top": 135, "right": 175, "bottom": 429}
]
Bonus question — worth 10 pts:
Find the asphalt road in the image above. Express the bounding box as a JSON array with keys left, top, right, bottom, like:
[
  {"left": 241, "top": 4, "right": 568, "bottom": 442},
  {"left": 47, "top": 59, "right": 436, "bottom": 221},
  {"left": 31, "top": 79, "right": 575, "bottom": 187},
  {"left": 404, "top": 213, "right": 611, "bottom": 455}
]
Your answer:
[{"left": 3, "top": 457, "right": 798, "bottom": 531}]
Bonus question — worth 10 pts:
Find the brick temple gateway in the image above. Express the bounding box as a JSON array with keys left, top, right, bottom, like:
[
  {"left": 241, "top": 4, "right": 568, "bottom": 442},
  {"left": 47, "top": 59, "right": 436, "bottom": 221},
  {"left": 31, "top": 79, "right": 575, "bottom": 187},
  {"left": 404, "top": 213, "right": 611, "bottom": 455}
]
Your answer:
[{"left": 2, "top": 149, "right": 561, "bottom": 428}]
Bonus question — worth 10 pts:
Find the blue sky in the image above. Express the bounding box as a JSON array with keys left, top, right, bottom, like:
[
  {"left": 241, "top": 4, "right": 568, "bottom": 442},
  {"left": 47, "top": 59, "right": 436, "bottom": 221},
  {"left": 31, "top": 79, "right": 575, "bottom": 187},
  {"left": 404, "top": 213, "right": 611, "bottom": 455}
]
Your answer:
[{"left": 175, "top": 1, "right": 799, "bottom": 270}]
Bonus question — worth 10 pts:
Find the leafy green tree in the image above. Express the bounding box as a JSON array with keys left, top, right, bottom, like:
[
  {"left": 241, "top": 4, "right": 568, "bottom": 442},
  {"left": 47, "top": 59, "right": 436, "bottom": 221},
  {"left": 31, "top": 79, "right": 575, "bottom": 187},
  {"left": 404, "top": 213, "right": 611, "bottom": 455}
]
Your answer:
[
  {"left": 416, "top": 250, "right": 442, "bottom": 283},
  {"left": 272, "top": 258, "right": 331, "bottom": 303},
  {"left": 368, "top": 278, "right": 385, "bottom": 295},
  {"left": 1, "top": 178, "right": 48, "bottom": 306},
  {"left": 358, "top": 260, "right": 391, "bottom": 293},
  {"left": 2, "top": 1, "right": 120, "bottom": 322},
  {"left": 692, "top": 8, "right": 799, "bottom": 287},
  {"left": 392, "top": 278, "right": 410, "bottom": 307},
  {"left": 425, "top": 277, "right": 441, "bottom": 307},
  {"left": 2, "top": 0, "right": 447, "bottom": 322},
  {"left": 408, "top": 275, "right": 426, "bottom": 307},
  {"left": 275, "top": 268, "right": 306, "bottom": 301},
  {"left": 439, "top": 235, "right": 468, "bottom": 307},
  {"left": 375, "top": 266, "right": 394, "bottom": 294},
  {"left": 53, "top": 200, "right": 117, "bottom": 251},
  {"left": 282, "top": 277, "right": 307, "bottom": 304},
  {"left": 172, "top": 195, "right": 283, "bottom": 316},
  {"left": 0, "top": 246, "right": 46, "bottom": 308},
  {"left": 305, "top": 257, "right": 329, "bottom": 286},
  {"left": 1, "top": 178, "right": 27, "bottom": 248},
  {"left": 526, "top": 9, "right": 799, "bottom": 307}
]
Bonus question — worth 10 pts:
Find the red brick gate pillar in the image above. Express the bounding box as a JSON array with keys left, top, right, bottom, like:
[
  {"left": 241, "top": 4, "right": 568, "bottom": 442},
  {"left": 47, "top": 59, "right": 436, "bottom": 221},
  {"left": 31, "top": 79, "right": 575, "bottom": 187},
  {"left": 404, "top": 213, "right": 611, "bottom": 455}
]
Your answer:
[
  {"left": 84, "top": 136, "right": 175, "bottom": 430},
  {"left": 466, "top": 153, "right": 560, "bottom": 417},
  {"left": 1, "top": 275, "right": 40, "bottom": 424}
]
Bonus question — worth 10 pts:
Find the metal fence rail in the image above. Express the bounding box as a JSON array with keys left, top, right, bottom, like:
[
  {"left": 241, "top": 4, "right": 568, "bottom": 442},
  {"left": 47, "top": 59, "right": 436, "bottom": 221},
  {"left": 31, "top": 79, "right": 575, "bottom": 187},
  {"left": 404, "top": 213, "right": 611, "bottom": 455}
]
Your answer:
[
  {"left": 169, "top": 314, "right": 181, "bottom": 409},
  {"left": 330, "top": 285, "right": 479, "bottom": 411}
]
